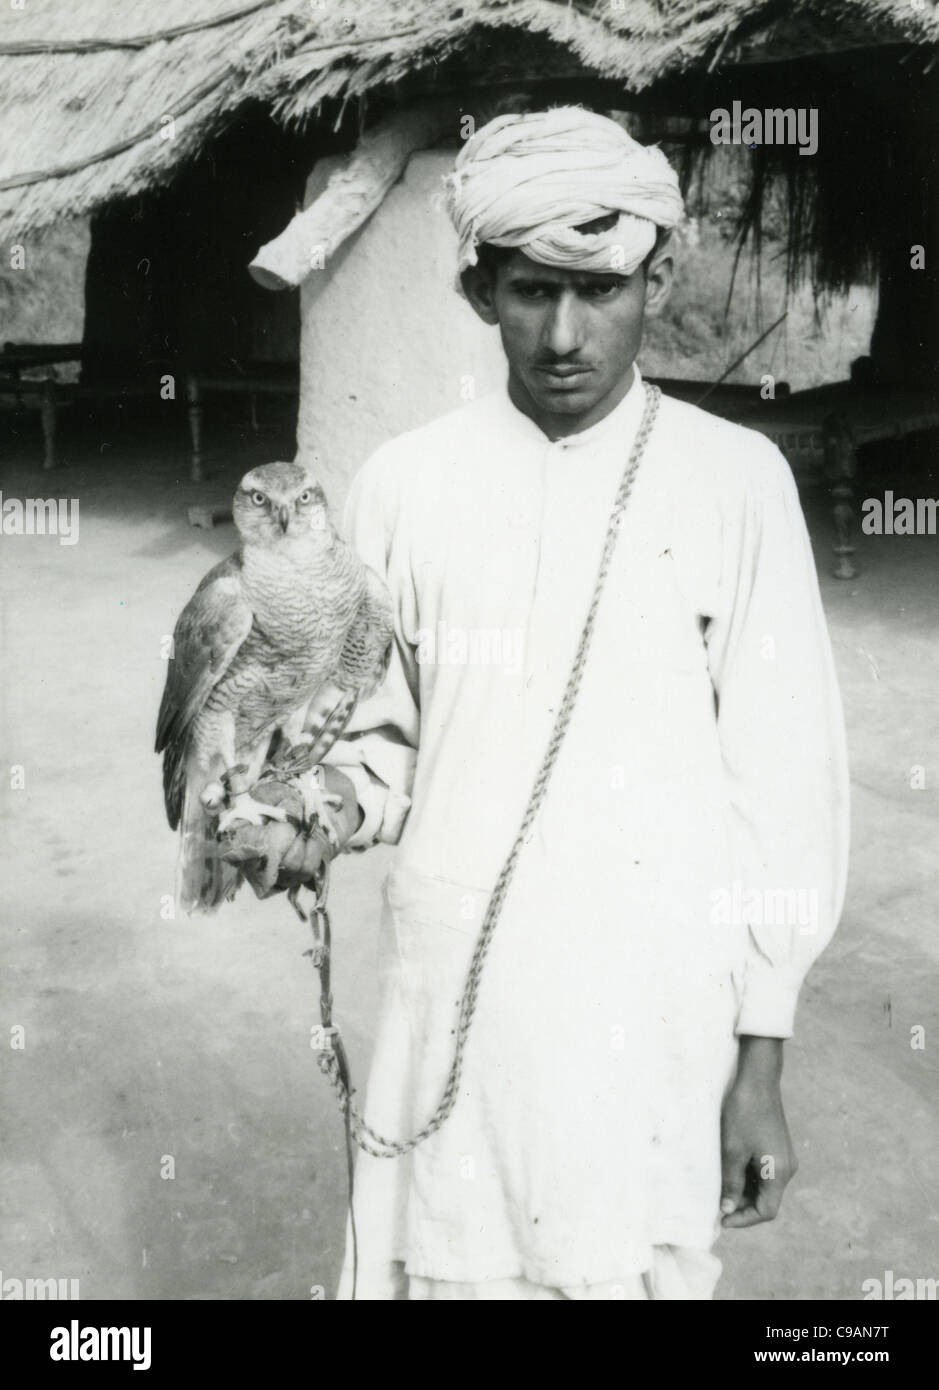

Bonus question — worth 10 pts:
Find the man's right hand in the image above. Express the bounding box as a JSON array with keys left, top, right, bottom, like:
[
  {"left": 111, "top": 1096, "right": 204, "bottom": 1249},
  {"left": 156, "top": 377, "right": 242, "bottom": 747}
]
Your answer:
[{"left": 218, "top": 765, "right": 361, "bottom": 899}]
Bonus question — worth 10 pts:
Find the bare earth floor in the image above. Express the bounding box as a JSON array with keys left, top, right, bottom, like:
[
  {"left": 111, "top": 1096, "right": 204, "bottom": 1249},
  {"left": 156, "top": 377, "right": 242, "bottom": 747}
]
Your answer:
[{"left": 0, "top": 413, "right": 936, "bottom": 1301}]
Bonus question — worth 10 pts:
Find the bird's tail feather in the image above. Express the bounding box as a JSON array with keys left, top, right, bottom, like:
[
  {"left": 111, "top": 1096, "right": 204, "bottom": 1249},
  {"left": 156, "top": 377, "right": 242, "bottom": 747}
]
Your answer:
[
  {"left": 304, "top": 687, "right": 358, "bottom": 768},
  {"left": 177, "top": 788, "right": 242, "bottom": 914}
]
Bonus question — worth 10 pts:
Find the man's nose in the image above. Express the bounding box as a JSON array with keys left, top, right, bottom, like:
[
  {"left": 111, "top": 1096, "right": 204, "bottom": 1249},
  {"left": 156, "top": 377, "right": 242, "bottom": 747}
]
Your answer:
[{"left": 543, "top": 292, "right": 584, "bottom": 357}]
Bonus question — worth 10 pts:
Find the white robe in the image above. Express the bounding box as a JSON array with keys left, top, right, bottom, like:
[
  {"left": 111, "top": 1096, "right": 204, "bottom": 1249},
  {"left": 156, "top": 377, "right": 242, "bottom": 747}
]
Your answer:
[{"left": 324, "top": 369, "right": 850, "bottom": 1297}]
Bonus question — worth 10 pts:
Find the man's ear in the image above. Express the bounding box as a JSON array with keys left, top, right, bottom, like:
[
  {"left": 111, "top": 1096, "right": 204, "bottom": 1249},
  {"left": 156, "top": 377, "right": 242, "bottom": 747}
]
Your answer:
[
  {"left": 460, "top": 265, "right": 500, "bottom": 325},
  {"left": 642, "top": 247, "right": 674, "bottom": 321}
]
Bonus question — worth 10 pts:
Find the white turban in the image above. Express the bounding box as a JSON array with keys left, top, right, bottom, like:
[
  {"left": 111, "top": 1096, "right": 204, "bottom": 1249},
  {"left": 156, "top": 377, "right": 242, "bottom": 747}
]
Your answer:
[{"left": 444, "top": 106, "right": 684, "bottom": 279}]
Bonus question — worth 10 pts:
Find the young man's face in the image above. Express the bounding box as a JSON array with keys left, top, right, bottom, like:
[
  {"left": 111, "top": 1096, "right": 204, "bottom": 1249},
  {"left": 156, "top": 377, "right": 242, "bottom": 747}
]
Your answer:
[{"left": 462, "top": 247, "right": 673, "bottom": 436}]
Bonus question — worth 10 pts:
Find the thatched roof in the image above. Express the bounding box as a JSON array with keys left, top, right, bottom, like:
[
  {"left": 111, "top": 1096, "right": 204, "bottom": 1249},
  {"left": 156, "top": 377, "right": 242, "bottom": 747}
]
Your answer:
[{"left": 1, "top": 0, "right": 935, "bottom": 244}]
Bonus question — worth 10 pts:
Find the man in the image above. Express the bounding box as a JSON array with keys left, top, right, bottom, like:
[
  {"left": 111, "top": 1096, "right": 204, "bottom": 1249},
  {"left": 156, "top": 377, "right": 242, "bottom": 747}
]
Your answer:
[{"left": 230, "top": 107, "right": 849, "bottom": 1300}]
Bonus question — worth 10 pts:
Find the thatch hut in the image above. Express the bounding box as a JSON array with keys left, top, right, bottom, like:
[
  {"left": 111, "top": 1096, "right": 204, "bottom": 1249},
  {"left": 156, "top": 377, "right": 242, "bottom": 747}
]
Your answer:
[{"left": 1, "top": 0, "right": 936, "bottom": 537}]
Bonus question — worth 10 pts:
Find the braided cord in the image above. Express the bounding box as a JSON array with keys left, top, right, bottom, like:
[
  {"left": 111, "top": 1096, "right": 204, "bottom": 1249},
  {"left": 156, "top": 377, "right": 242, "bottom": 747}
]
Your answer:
[{"left": 319, "top": 383, "right": 662, "bottom": 1158}]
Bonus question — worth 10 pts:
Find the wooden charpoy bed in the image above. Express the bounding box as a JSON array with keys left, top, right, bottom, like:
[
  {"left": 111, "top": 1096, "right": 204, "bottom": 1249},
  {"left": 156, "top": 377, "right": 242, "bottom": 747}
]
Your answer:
[{"left": 651, "top": 377, "right": 939, "bottom": 579}]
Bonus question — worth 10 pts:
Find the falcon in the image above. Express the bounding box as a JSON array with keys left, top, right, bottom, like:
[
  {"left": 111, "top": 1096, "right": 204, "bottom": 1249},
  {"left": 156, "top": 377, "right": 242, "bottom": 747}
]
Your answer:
[{"left": 156, "top": 460, "right": 393, "bottom": 913}]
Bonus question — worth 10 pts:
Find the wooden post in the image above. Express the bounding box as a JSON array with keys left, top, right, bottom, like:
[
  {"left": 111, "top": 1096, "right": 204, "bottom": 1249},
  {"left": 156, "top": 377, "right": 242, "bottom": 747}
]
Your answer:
[
  {"left": 248, "top": 104, "right": 453, "bottom": 291},
  {"left": 824, "top": 413, "right": 858, "bottom": 580}
]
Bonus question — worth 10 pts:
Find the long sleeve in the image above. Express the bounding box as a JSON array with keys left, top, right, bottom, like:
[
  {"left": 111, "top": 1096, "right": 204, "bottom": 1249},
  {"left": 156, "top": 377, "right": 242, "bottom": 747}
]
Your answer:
[
  {"left": 704, "top": 440, "right": 850, "bottom": 1038},
  {"left": 322, "top": 449, "right": 420, "bottom": 849}
]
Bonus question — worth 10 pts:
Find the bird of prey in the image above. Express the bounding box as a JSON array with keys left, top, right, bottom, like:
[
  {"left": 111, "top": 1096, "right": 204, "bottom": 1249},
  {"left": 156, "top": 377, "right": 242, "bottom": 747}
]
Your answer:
[{"left": 155, "top": 460, "right": 394, "bottom": 913}]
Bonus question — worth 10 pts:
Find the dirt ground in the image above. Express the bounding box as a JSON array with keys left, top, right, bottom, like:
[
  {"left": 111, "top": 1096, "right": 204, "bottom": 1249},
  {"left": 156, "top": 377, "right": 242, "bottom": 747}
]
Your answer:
[{"left": 1, "top": 409, "right": 936, "bottom": 1302}]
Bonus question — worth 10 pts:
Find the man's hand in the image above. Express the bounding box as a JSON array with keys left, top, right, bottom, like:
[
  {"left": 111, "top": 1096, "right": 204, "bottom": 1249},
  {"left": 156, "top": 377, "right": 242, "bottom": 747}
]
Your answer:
[
  {"left": 218, "top": 765, "right": 361, "bottom": 899},
  {"left": 720, "top": 1035, "right": 798, "bottom": 1229}
]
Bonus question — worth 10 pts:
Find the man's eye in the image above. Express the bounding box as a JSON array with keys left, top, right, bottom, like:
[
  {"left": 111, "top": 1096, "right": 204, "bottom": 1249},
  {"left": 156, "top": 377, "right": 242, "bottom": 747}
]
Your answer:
[
  {"left": 587, "top": 282, "right": 621, "bottom": 297},
  {"left": 516, "top": 285, "right": 548, "bottom": 300}
]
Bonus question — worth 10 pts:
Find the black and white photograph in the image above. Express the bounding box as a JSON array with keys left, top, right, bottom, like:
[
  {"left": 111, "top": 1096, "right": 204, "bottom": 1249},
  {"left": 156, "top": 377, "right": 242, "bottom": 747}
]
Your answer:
[{"left": 1, "top": 0, "right": 936, "bottom": 1347}]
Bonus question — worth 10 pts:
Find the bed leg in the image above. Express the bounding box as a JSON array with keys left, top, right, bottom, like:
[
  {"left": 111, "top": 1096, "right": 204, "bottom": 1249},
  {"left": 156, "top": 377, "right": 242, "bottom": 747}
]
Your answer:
[
  {"left": 187, "top": 374, "right": 204, "bottom": 482},
  {"left": 40, "top": 378, "right": 57, "bottom": 470},
  {"left": 824, "top": 414, "right": 858, "bottom": 580}
]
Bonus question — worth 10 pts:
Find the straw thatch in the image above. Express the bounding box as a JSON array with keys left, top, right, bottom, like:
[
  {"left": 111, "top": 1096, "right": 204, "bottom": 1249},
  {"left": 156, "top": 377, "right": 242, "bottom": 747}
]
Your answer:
[{"left": 1, "top": 0, "right": 935, "bottom": 245}]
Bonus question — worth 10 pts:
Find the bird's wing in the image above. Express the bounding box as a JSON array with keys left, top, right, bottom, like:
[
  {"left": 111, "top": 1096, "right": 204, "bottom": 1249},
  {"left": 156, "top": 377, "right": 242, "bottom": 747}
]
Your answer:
[
  {"left": 156, "top": 555, "right": 253, "bottom": 825},
  {"left": 338, "top": 562, "right": 396, "bottom": 697},
  {"left": 301, "top": 563, "right": 395, "bottom": 767}
]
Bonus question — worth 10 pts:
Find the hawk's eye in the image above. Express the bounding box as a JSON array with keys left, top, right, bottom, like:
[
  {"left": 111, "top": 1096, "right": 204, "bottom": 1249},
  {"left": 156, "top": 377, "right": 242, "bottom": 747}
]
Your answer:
[
  {"left": 298, "top": 489, "right": 313, "bottom": 505},
  {"left": 250, "top": 491, "right": 266, "bottom": 507}
]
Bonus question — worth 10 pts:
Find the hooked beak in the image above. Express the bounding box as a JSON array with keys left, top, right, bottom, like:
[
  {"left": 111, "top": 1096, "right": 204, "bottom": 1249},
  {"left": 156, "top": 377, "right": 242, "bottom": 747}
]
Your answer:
[{"left": 277, "top": 504, "right": 290, "bottom": 534}]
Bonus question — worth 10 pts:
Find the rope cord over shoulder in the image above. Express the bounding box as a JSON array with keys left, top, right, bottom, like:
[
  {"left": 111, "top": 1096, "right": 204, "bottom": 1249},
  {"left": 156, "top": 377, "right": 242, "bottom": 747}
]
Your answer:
[{"left": 310, "top": 380, "right": 662, "bottom": 1162}]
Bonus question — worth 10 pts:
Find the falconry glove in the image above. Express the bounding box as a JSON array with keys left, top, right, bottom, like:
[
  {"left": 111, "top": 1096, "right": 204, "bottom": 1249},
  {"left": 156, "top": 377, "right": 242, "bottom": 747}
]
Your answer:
[{"left": 218, "top": 764, "right": 356, "bottom": 900}]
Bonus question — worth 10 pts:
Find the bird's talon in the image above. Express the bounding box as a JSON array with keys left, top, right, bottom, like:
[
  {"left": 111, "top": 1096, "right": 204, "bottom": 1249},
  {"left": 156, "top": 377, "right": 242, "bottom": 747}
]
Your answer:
[
  {"left": 314, "top": 819, "right": 340, "bottom": 851},
  {"left": 217, "top": 793, "right": 288, "bottom": 833},
  {"left": 298, "top": 772, "right": 343, "bottom": 844},
  {"left": 201, "top": 780, "right": 226, "bottom": 812}
]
